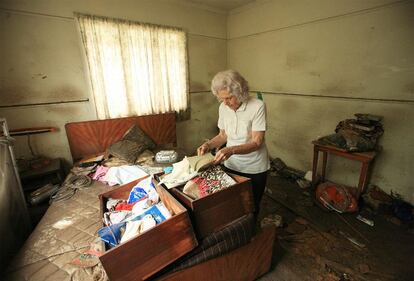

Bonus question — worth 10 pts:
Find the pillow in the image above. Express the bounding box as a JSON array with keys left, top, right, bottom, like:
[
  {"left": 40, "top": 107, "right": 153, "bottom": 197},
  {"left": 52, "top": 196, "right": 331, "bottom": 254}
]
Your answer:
[
  {"left": 108, "top": 140, "right": 146, "bottom": 164},
  {"left": 108, "top": 125, "right": 156, "bottom": 163},
  {"left": 122, "top": 125, "right": 156, "bottom": 150}
]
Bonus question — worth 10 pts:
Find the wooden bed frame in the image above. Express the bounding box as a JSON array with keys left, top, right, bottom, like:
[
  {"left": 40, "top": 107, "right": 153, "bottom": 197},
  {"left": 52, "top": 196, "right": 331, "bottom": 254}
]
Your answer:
[{"left": 65, "top": 113, "right": 177, "bottom": 161}]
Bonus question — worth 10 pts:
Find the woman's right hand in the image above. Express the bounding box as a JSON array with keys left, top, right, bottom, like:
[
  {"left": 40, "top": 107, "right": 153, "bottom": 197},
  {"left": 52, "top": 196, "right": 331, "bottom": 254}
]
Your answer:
[{"left": 197, "top": 143, "right": 210, "bottom": 156}]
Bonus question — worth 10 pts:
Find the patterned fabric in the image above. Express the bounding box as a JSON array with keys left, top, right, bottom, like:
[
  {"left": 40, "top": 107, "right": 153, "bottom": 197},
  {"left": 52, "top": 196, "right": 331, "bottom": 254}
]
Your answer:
[
  {"left": 157, "top": 213, "right": 255, "bottom": 275},
  {"left": 199, "top": 165, "right": 236, "bottom": 194},
  {"left": 182, "top": 166, "right": 236, "bottom": 199}
]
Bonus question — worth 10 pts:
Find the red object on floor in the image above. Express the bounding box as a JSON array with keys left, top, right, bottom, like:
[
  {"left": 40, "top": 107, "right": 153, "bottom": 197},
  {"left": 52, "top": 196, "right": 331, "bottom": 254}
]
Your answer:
[{"left": 316, "top": 182, "right": 358, "bottom": 213}]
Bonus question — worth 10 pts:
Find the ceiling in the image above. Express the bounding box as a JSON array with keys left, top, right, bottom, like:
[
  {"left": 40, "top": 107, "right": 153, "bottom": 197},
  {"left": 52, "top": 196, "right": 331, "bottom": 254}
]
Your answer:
[{"left": 185, "top": 0, "right": 256, "bottom": 12}]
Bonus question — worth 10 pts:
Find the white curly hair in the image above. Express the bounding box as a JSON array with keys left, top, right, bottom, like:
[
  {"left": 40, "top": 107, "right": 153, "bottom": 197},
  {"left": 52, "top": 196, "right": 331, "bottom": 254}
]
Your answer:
[{"left": 211, "top": 70, "right": 249, "bottom": 103}]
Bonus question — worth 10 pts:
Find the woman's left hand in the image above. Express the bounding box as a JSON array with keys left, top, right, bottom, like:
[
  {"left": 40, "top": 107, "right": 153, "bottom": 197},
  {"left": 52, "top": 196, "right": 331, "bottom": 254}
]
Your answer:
[{"left": 213, "top": 147, "right": 234, "bottom": 164}]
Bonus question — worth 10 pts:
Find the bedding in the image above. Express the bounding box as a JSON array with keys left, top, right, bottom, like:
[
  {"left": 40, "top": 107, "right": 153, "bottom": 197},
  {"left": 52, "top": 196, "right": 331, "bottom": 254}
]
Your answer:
[
  {"left": 108, "top": 125, "right": 157, "bottom": 164},
  {"left": 6, "top": 179, "right": 112, "bottom": 281}
]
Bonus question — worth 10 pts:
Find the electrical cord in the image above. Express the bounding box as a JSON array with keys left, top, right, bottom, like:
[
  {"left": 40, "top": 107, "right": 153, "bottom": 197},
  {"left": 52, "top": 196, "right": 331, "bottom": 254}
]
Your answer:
[
  {"left": 65, "top": 174, "right": 93, "bottom": 187},
  {"left": 49, "top": 174, "right": 93, "bottom": 204}
]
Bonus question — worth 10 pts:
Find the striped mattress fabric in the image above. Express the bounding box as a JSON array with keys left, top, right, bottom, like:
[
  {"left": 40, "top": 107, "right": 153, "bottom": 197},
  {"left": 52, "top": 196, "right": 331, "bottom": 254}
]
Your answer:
[{"left": 169, "top": 213, "right": 255, "bottom": 273}]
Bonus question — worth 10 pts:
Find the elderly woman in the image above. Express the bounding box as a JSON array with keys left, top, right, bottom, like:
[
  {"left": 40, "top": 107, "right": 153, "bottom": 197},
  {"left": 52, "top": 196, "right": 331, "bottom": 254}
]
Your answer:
[{"left": 197, "top": 69, "right": 270, "bottom": 215}]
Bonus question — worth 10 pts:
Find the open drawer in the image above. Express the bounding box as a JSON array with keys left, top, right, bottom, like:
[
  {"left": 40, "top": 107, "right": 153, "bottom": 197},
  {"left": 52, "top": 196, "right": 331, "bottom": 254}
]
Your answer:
[
  {"left": 158, "top": 173, "right": 255, "bottom": 239},
  {"left": 98, "top": 176, "right": 198, "bottom": 281}
]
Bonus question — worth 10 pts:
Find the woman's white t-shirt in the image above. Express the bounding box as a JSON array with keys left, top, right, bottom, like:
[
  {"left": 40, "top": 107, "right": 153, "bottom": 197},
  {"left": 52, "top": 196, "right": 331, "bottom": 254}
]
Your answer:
[{"left": 218, "top": 97, "right": 270, "bottom": 174}]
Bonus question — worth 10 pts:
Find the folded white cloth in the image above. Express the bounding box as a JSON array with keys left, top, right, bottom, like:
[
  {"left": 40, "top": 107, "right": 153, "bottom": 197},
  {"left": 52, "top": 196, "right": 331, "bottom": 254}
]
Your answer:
[
  {"left": 160, "top": 157, "right": 198, "bottom": 189},
  {"left": 104, "top": 165, "right": 148, "bottom": 185},
  {"left": 120, "top": 215, "right": 156, "bottom": 244}
]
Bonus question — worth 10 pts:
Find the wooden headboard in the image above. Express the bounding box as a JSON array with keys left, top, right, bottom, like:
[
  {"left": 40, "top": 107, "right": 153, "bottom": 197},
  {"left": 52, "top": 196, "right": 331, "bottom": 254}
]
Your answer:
[{"left": 65, "top": 113, "right": 176, "bottom": 161}]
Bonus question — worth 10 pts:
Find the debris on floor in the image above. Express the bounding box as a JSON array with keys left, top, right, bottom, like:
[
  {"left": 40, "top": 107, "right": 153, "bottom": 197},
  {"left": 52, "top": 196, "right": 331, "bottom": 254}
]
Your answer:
[
  {"left": 270, "top": 157, "right": 306, "bottom": 181},
  {"left": 70, "top": 248, "right": 103, "bottom": 268},
  {"left": 361, "top": 184, "right": 393, "bottom": 213},
  {"left": 361, "top": 184, "right": 413, "bottom": 229},
  {"left": 261, "top": 213, "right": 283, "bottom": 228},
  {"left": 259, "top": 175, "right": 414, "bottom": 281},
  {"left": 269, "top": 157, "right": 312, "bottom": 192}
]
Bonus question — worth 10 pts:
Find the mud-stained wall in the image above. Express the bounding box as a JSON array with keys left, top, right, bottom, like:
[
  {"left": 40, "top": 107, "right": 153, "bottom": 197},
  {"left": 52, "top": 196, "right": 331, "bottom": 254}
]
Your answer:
[
  {"left": 228, "top": 0, "right": 414, "bottom": 203},
  {"left": 0, "top": 0, "right": 226, "bottom": 165},
  {"left": 2, "top": 0, "right": 412, "bottom": 203},
  {"left": 0, "top": 103, "right": 95, "bottom": 162},
  {"left": 182, "top": 34, "right": 226, "bottom": 153}
]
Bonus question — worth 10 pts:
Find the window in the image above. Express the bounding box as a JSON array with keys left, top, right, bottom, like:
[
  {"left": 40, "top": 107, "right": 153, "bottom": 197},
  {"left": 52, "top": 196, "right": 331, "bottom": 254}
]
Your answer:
[{"left": 76, "top": 14, "right": 188, "bottom": 119}]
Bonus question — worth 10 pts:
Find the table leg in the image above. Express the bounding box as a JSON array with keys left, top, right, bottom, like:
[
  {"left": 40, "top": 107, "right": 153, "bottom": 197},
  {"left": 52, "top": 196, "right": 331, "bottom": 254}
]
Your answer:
[
  {"left": 357, "top": 162, "right": 370, "bottom": 198},
  {"left": 312, "top": 146, "right": 319, "bottom": 187},
  {"left": 321, "top": 151, "right": 328, "bottom": 182}
]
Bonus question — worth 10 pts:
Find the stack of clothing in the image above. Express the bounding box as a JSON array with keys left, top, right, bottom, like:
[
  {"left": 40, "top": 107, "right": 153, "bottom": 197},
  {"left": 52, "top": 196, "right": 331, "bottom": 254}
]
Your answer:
[
  {"left": 317, "top": 113, "right": 384, "bottom": 152},
  {"left": 98, "top": 177, "right": 171, "bottom": 248},
  {"left": 160, "top": 153, "right": 237, "bottom": 199},
  {"left": 182, "top": 165, "right": 236, "bottom": 199}
]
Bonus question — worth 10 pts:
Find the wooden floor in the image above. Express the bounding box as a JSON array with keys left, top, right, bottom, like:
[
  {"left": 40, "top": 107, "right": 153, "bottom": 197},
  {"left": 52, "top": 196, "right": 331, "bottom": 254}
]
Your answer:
[{"left": 256, "top": 175, "right": 414, "bottom": 281}]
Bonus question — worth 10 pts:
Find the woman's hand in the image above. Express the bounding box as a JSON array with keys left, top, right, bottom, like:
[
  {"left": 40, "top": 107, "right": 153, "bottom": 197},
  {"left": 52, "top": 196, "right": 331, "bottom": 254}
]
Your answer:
[
  {"left": 213, "top": 147, "right": 234, "bottom": 164},
  {"left": 197, "top": 143, "right": 210, "bottom": 156}
]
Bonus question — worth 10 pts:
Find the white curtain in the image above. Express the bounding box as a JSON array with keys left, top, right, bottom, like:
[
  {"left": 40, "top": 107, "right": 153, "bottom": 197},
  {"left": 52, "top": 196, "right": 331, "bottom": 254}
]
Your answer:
[{"left": 76, "top": 14, "right": 188, "bottom": 119}]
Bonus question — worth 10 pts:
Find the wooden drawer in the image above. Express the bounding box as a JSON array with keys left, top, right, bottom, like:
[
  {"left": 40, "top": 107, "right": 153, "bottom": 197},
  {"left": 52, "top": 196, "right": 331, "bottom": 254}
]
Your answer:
[
  {"left": 159, "top": 173, "right": 255, "bottom": 239},
  {"left": 98, "top": 176, "right": 198, "bottom": 281}
]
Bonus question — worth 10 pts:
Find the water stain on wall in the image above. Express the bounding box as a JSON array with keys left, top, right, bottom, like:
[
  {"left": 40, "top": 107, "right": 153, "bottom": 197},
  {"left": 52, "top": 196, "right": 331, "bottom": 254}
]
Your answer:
[
  {"left": 0, "top": 86, "right": 37, "bottom": 105},
  {"left": 319, "top": 81, "right": 365, "bottom": 96},
  {"left": 308, "top": 71, "right": 321, "bottom": 77},
  {"left": 403, "top": 82, "right": 414, "bottom": 94},
  {"left": 285, "top": 50, "right": 316, "bottom": 69},
  {"left": 189, "top": 81, "right": 208, "bottom": 92},
  {"left": 48, "top": 85, "right": 85, "bottom": 101},
  {"left": 44, "top": 104, "right": 89, "bottom": 119},
  {"left": 0, "top": 85, "right": 85, "bottom": 105}
]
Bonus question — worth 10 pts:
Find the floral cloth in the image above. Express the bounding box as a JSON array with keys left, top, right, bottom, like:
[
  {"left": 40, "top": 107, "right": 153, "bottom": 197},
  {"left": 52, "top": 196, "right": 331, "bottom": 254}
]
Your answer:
[{"left": 183, "top": 166, "right": 236, "bottom": 199}]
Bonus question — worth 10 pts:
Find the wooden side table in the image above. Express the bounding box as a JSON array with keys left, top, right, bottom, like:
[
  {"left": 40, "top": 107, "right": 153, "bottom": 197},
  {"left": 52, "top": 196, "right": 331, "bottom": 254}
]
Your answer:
[
  {"left": 311, "top": 141, "right": 377, "bottom": 198},
  {"left": 20, "top": 158, "right": 64, "bottom": 192}
]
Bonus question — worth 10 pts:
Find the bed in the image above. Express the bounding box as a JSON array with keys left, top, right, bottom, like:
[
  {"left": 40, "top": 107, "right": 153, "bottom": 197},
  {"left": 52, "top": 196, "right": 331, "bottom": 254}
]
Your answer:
[
  {"left": 6, "top": 113, "right": 177, "bottom": 281},
  {"left": 6, "top": 113, "right": 275, "bottom": 281}
]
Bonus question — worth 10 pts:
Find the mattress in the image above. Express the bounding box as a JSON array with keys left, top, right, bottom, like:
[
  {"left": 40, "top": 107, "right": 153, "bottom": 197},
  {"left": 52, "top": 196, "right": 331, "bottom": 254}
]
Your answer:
[{"left": 6, "top": 180, "right": 113, "bottom": 281}]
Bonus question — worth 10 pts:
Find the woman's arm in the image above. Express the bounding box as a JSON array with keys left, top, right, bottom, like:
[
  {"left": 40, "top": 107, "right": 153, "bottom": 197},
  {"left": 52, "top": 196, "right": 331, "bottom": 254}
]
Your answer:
[
  {"left": 213, "top": 131, "right": 265, "bottom": 163},
  {"left": 197, "top": 129, "right": 228, "bottom": 156}
]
